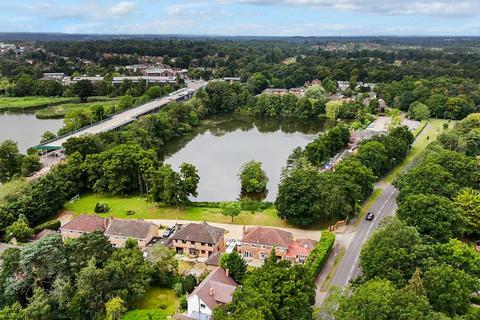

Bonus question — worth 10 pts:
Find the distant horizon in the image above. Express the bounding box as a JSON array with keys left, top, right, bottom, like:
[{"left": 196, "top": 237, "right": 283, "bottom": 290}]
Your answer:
[{"left": 1, "top": 1, "right": 480, "bottom": 37}]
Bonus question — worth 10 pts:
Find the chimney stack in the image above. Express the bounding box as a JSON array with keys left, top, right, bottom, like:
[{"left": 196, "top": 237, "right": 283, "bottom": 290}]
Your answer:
[
  {"left": 225, "top": 268, "right": 229, "bottom": 278},
  {"left": 242, "top": 225, "right": 246, "bottom": 236},
  {"left": 209, "top": 287, "right": 214, "bottom": 296}
]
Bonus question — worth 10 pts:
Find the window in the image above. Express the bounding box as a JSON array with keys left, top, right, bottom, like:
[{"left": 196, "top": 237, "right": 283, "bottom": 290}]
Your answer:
[
  {"left": 243, "top": 251, "right": 253, "bottom": 258},
  {"left": 182, "top": 240, "right": 186, "bottom": 244},
  {"left": 252, "top": 244, "right": 257, "bottom": 248},
  {"left": 190, "top": 241, "right": 195, "bottom": 245},
  {"left": 201, "top": 250, "right": 205, "bottom": 254},
  {"left": 208, "top": 244, "right": 212, "bottom": 247},
  {"left": 201, "top": 242, "right": 205, "bottom": 246}
]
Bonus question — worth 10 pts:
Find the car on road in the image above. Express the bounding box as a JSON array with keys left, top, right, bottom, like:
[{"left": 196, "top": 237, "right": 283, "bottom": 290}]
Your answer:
[
  {"left": 162, "top": 227, "right": 174, "bottom": 238},
  {"left": 366, "top": 212, "right": 375, "bottom": 221}
]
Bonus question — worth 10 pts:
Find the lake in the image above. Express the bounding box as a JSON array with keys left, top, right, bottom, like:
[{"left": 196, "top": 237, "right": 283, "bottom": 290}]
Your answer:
[
  {"left": 0, "top": 112, "right": 64, "bottom": 153},
  {"left": 164, "top": 115, "right": 334, "bottom": 202}
]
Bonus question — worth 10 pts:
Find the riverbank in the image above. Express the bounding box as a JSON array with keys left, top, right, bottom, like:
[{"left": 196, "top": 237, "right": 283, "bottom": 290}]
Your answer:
[
  {"left": 35, "top": 99, "right": 120, "bottom": 119},
  {"left": 0, "top": 96, "right": 77, "bottom": 111}
]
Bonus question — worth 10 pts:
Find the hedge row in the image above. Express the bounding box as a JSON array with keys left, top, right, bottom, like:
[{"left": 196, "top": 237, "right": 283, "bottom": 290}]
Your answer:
[
  {"left": 33, "top": 219, "right": 61, "bottom": 234},
  {"left": 304, "top": 231, "right": 335, "bottom": 280}
]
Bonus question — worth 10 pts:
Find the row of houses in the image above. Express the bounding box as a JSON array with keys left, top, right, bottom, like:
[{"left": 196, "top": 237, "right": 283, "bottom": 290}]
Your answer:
[{"left": 60, "top": 215, "right": 318, "bottom": 265}]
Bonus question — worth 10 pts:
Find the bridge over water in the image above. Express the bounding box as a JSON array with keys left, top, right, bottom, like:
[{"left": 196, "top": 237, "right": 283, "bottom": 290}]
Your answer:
[{"left": 34, "top": 80, "right": 207, "bottom": 150}]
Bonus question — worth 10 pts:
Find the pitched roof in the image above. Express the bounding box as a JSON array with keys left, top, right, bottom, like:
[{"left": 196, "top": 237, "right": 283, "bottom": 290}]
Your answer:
[
  {"left": 190, "top": 267, "right": 238, "bottom": 310},
  {"left": 105, "top": 219, "right": 158, "bottom": 239},
  {"left": 286, "top": 238, "right": 318, "bottom": 258},
  {"left": 241, "top": 226, "right": 292, "bottom": 248},
  {"left": 205, "top": 252, "right": 222, "bottom": 266},
  {"left": 171, "top": 222, "right": 225, "bottom": 245},
  {"left": 60, "top": 215, "right": 106, "bottom": 233},
  {"left": 34, "top": 229, "right": 57, "bottom": 240}
]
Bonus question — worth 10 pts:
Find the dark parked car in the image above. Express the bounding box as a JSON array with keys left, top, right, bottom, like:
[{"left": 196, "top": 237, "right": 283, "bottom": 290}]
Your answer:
[{"left": 366, "top": 212, "right": 374, "bottom": 221}]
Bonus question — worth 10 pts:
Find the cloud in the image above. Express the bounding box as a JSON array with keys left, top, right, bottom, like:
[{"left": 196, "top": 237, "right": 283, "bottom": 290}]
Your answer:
[
  {"left": 109, "top": 1, "right": 137, "bottom": 16},
  {"left": 218, "top": 0, "right": 479, "bottom": 17}
]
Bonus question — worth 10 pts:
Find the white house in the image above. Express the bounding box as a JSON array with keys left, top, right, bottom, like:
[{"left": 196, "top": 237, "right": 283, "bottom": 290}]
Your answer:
[{"left": 175, "top": 267, "right": 238, "bottom": 320}]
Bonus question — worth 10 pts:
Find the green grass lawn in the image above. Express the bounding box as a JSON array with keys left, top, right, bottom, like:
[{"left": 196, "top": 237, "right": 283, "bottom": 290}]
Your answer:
[
  {"left": 0, "top": 96, "right": 77, "bottom": 111},
  {"left": 35, "top": 99, "right": 119, "bottom": 119},
  {"left": 135, "top": 287, "right": 179, "bottom": 315},
  {"left": 64, "top": 193, "right": 327, "bottom": 229}
]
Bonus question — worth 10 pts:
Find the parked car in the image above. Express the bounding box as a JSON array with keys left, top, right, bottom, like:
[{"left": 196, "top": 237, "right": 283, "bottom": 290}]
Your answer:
[
  {"left": 226, "top": 238, "right": 238, "bottom": 254},
  {"left": 162, "top": 227, "right": 174, "bottom": 238},
  {"left": 366, "top": 212, "right": 374, "bottom": 221}
]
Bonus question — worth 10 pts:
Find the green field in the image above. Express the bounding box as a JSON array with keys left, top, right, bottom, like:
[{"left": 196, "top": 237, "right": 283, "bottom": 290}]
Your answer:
[
  {"left": 63, "top": 193, "right": 326, "bottom": 229},
  {"left": 35, "top": 99, "right": 119, "bottom": 119},
  {"left": 135, "top": 287, "right": 179, "bottom": 315},
  {"left": 0, "top": 96, "right": 77, "bottom": 111}
]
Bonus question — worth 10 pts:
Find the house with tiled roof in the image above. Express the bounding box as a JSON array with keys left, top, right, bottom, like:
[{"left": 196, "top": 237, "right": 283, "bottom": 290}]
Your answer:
[
  {"left": 59, "top": 215, "right": 107, "bottom": 240},
  {"left": 239, "top": 226, "right": 317, "bottom": 264},
  {"left": 174, "top": 267, "right": 238, "bottom": 320},
  {"left": 170, "top": 222, "right": 225, "bottom": 258},
  {"left": 104, "top": 218, "right": 158, "bottom": 248}
]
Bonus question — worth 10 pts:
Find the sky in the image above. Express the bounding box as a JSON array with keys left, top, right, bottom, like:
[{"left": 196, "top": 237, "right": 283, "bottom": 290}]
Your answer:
[{"left": 1, "top": 0, "right": 480, "bottom": 36}]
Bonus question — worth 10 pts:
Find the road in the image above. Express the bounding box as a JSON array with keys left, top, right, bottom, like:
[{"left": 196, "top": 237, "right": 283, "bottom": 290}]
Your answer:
[
  {"left": 37, "top": 80, "right": 207, "bottom": 149},
  {"left": 328, "top": 184, "right": 398, "bottom": 289}
]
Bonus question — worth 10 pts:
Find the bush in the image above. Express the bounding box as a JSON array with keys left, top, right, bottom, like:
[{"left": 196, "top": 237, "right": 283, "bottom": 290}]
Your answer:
[
  {"left": 179, "top": 295, "right": 188, "bottom": 311},
  {"left": 126, "top": 210, "right": 135, "bottom": 216},
  {"left": 94, "top": 202, "right": 110, "bottom": 213},
  {"left": 33, "top": 219, "right": 61, "bottom": 233},
  {"left": 304, "top": 231, "right": 335, "bottom": 280}
]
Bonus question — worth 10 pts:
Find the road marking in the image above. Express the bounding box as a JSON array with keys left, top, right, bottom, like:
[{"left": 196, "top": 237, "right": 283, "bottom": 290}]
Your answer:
[{"left": 343, "top": 187, "right": 396, "bottom": 287}]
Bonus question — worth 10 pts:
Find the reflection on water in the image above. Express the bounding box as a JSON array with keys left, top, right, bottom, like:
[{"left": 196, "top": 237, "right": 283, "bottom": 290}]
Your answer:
[
  {"left": 0, "top": 112, "right": 64, "bottom": 153},
  {"left": 163, "top": 115, "right": 334, "bottom": 202}
]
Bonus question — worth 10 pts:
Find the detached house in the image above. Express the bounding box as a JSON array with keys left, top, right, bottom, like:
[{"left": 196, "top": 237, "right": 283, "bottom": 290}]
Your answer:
[
  {"left": 104, "top": 219, "right": 158, "bottom": 248},
  {"left": 238, "top": 226, "right": 317, "bottom": 264},
  {"left": 59, "top": 215, "right": 107, "bottom": 240},
  {"left": 60, "top": 215, "right": 158, "bottom": 248},
  {"left": 175, "top": 267, "right": 238, "bottom": 320},
  {"left": 170, "top": 222, "right": 225, "bottom": 258}
]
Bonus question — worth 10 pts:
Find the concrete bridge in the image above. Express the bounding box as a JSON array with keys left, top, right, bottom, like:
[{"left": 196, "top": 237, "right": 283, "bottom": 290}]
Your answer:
[{"left": 34, "top": 80, "right": 207, "bottom": 151}]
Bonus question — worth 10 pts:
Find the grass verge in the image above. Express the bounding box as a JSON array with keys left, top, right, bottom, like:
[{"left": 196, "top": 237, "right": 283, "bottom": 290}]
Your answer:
[
  {"left": 320, "top": 246, "right": 346, "bottom": 291},
  {"left": 63, "top": 193, "right": 326, "bottom": 229},
  {"left": 354, "top": 188, "right": 383, "bottom": 227}
]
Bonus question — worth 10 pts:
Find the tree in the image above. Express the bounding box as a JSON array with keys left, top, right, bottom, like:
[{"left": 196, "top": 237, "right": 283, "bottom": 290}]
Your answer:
[
  {"left": 179, "top": 163, "right": 200, "bottom": 200},
  {"left": 238, "top": 160, "right": 268, "bottom": 196},
  {"left": 118, "top": 95, "right": 134, "bottom": 111},
  {"left": 434, "top": 239, "right": 480, "bottom": 279},
  {"left": 335, "top": 158, "right": 375, "bottom": 199},
  {"left": 214, "top": 259, "right": 315, "bottom": 320},
  {"left": 20, "top": 155, "right": 41, "bottom": 177},
  {"left": 336, "top": 278, "right": 434, "bottom": 320},
  {"left": 105, "top": 297, "right": 126, "bottom": 320},
  {"left": 66, "top": 231, "right": 113, "bottom": 273},
  {"left": 40, "top": 131, "right": 56, "bottom": 143},
  {"left": 276, "top": 163, "right": 322, "bottom": 227},
  {"left": 423, "top": 264, "right": 479, "bottom": 316},
  {"left": 63, "top": 134, "right": 104, "bottom": 157},
  {"left": 89, "top": 104, "right": 105, "bottom": 122},
  {"left": 247, "top": 72, "right": 269, "bottom": 94},
  {"left": 5, "top": 214, "right": 34, "bottom": 242},
  {"left": 0, "top": 140, "right": 22, "bottom": 182},
  {"left": 220, "top": 252, "right": 247, "bottom": 283},
  {"left": 148, "top": 244, "right": 178, "bottom": 287},
  {"left": 397, "top": 193, "right": 465, "bottom": 242},
  {"left": 357, "top": 140, "right": 388, "bottom": 177},
  {"left": 23, "top": 287, "right": 51, "bottom": 320},
  {"left": 73, "top": 80, "right": 93, "bottom": 103},
  {"left": 360, "top": 218, "right": 429, "bottom": 287},
  {"left": 220, "top": 202, "right": 241, "bottom": 222},
  {"left": 454, "top": 188, "right": 480, "bottom": 235},
  {"left": 408, "top": 101, "right": 430, "bottom": 120}
]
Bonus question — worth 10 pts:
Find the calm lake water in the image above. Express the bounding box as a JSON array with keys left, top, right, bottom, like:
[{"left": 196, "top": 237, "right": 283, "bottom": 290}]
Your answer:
[
  {"left": 164, "top": 115, "right": 334, "bottom": 202},
  {"left": 0, "top": 112, "right": 64, "bottom": 153}
]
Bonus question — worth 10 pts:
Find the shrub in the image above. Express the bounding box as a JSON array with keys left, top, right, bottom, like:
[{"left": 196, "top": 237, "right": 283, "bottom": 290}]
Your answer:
[
  {"left": 304, "top": 231, "right": 335, "bottom": 280},
  {"left": 94, "top": 202, "right": 110, "bottom": 213},
  {"left": 33, "top": 219, "right": 61, "bottom": 233},
  {"left": 126, "top": 210, "right": 135, "bottom": 216}
]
